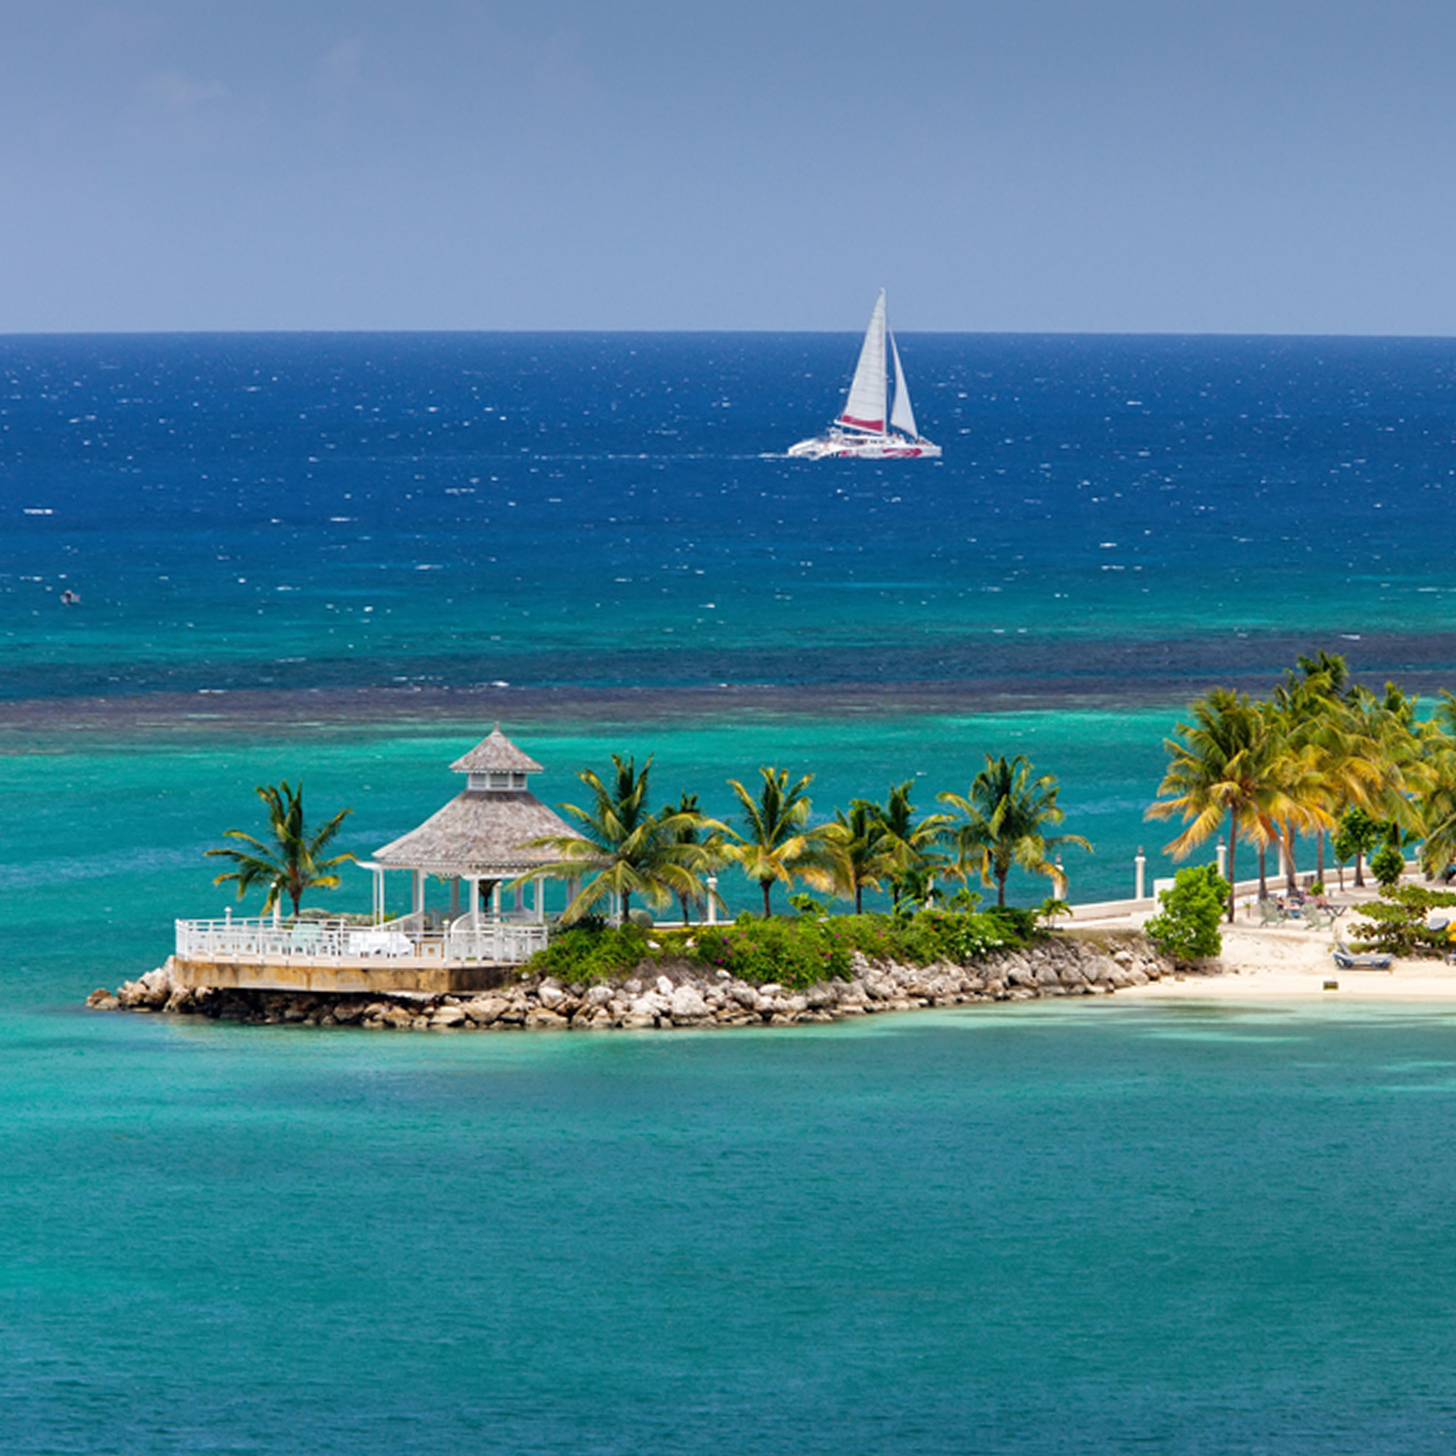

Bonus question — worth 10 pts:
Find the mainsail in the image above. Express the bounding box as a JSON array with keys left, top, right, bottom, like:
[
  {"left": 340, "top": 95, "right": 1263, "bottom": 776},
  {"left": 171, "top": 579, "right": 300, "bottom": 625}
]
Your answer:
[{"left": 837, "top": 291, "right": 889, "bottom": 433}]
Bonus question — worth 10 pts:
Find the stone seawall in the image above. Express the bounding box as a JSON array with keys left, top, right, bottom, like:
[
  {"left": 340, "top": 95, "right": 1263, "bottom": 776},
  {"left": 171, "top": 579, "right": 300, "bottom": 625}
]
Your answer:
[{"left": 90, "top": 933, "right": 1175, "bottom": 1030}]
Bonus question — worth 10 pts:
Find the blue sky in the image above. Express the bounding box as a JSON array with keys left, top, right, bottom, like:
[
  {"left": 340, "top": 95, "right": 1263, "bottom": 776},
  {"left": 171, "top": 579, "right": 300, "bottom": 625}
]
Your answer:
[{"left": 6, "top": 1, "right": 1456, "bottom": 334}]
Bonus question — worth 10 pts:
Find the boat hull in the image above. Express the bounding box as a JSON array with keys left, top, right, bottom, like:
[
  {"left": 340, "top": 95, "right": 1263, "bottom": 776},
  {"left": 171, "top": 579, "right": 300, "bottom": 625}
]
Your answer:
[{"left": 788, "top": 432, "right": 941, "bottom": 460}]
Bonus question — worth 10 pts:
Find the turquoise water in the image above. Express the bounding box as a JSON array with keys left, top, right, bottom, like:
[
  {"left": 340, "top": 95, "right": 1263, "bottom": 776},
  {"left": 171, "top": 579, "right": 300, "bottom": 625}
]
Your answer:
[
  {"left": 5, "top": 1002, "right": 1456, "bottom": 1453},
  {"left": 9, "top": 332, "right": 1456, "bottom": 1451}
]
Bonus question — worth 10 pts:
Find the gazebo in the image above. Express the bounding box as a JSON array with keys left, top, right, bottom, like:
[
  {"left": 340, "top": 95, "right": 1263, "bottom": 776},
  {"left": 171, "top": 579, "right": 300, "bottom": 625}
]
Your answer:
[
  {"left": 365, "top": 724, "right": 576, "bottom": 937},
  {"left": 170, "top": 726, "right": 577, "bottom": 994}
]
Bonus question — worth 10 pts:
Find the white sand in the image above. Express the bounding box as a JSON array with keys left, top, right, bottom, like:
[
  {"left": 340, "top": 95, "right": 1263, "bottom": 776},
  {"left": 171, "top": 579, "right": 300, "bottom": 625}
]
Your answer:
[
  {"left": 1131, "top": 924, "right": 1456, "bottom": 1001},
  {"left": 1081, "top": 885, "right": 1456, "bottom": 1001}
]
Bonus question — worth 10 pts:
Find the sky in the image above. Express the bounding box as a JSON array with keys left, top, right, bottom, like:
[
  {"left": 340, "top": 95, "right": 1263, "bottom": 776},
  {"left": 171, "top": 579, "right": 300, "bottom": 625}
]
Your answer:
[{"left": 6, "top": 0, "right": 1456, "bottom": 334}]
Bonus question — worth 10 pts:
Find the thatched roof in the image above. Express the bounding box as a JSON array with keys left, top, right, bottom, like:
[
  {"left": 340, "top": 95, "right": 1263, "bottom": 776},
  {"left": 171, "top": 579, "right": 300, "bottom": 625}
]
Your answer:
[
  {"left": 373, "top": 790, "right": 574, "bottom": 879},
  {"left": 451, "top": 724, "right": 544, "bottom": 775}
]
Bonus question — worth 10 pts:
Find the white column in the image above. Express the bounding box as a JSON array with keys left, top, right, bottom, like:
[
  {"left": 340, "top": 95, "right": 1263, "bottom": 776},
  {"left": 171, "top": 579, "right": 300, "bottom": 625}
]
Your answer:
[
  {"left": 707, "top": 875, "right": 719, "bottom": 925},
  {"left": 1216, "top": 838, "right": 1227, "bottom": 879},
  {"left": 1134, "top": 848, "right": 1146, "bottom": 901},
  {"left": 413, "top": 870, "right": 424, "bottom": 917}
]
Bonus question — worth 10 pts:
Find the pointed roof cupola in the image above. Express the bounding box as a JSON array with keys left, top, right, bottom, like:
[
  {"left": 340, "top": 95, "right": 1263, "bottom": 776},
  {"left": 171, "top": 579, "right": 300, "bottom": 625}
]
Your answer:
[
  {"left": 450, "top": 723, "right": 544, "bottom": 792},
  {"left": 372, "top": 726, "right": 572, "bottom": 879}
]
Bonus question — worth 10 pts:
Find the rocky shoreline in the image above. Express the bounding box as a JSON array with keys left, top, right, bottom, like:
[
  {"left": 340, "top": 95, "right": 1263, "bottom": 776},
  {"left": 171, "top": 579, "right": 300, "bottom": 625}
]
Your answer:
[{"left": 89, "top": 933, "right": 1178, "bottom": 1030}]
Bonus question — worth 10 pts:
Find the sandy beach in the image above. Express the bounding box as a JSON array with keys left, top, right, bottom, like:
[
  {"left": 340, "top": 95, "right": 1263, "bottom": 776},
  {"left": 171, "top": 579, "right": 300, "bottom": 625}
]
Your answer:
[{"left": 1082, "top": 883, "right": 1456, "bottom": 1002}]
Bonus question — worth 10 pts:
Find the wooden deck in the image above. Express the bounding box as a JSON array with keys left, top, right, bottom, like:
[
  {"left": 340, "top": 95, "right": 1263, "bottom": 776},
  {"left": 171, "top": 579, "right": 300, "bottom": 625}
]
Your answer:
[
  {"left": 169, "top": 954, "right": 518, "bottom": 996},
  {"left": 172, "top": 915, "right": 546, "bottom": 994}
]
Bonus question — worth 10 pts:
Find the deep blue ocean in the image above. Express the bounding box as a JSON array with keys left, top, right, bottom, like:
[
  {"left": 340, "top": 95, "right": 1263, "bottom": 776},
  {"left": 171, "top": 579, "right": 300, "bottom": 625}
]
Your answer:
[{"left": 6, "top": 332, "right": 1456, "bottom": 1452}]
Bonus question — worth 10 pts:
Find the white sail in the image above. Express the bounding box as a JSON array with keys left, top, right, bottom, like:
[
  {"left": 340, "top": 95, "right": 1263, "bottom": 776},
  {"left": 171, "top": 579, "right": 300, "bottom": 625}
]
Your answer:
[
  {"left": 787, "top": 289, "right": 940, "bottom": 459},
  {"left": 888, "top": 331, "right": 918, "bottom": 439},
  {"left": 836, "top": 289, "right": 888, "bottom": 432}
]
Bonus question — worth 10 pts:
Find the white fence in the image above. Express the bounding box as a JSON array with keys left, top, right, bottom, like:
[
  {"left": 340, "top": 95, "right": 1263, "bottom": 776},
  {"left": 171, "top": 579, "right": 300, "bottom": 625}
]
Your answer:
[{"left": 175, "top": 916, "right": 548, "bottom": 966}]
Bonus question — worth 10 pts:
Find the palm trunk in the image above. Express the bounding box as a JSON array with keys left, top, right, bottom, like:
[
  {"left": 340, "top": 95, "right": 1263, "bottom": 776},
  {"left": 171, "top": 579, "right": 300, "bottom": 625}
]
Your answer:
[
  {"left": 1284, "top": 829, "right": 1298, "bottom": 894},
  {"left": 1226, "top": 833, "right": 1237, "bottom": 922},
  {"left": 761, "top": 880, "right": 773, "bottom": 917},
  {"left": 1258, "top": 843, "right": 1269, "bottom": 902},
  {"left": 1354, "top": 852, "right": 1365, "bottom": 888}
]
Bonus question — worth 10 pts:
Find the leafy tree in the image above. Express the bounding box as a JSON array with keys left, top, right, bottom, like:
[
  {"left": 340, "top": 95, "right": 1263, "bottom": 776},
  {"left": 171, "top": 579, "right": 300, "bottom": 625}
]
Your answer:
[
  {"left": 1143, "top": 864, "right": 1228, "bottom": 961},
  {"left": 528, "top": 755, "right": 715, "bottom": 923},
  {"left": 206, "top": 781, "right": 355, "bottom": 917},
  {"left": 1370, "top": 839, "right": 1406, "bottom": 890},
  {"left": 1347, "top": 883, "right": 1456, "bottom": 956},
  {"left": 939, "top": 754, "right": 1090, "bottom": 908},
  {"left": 721, "top": 766, "right": 837, "bottom": 917},
  {"left": 1333, "top": 806, "right": 1381, "bottom": 889}
]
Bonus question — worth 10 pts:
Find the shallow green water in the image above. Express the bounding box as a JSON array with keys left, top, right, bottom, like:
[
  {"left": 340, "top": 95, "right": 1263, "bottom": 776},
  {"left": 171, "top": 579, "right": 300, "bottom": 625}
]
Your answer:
[{"left": 4, "top": 1000, "right": 1456, "bottom": 1454}]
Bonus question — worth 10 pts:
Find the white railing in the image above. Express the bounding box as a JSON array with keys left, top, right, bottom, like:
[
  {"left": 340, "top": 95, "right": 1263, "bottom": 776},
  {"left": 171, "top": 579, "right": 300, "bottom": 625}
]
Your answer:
[{"left": 175, "top": 916, "right": 548, "bottom": 966}]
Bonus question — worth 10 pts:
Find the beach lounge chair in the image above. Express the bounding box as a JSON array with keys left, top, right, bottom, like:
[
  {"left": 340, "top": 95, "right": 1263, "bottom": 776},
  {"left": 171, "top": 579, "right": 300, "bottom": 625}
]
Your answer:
[
  {"left": 1332, "top": 941, "right": 1393, "bottom": 971},
  {"left": 1257, "top": 899, "right": 1286, "bottom": 928},
  {"left": 1303, "top": 905, "right": 1334, "bottom": 931}
]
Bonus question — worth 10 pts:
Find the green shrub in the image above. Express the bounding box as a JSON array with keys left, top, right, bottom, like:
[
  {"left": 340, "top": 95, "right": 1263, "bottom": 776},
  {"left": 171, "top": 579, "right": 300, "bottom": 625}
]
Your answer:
[
  {"left": 690, "top": 917, "right": 852, "bottom": 989},
  {"left": 1143, "top": 864, "right": 1228, "bottom": 961},
  {"left": 524, "top": 924, "right": 650, "bottom": 985},
  {"left": 1348, "top": 884, "right": 1456, "bottom": 956},
  {"left": 1370, "top": 842, "right": 1406, "bottom": 889},
  {"left": 525, "top": 907, "right": 1040, "bottom": 991}
]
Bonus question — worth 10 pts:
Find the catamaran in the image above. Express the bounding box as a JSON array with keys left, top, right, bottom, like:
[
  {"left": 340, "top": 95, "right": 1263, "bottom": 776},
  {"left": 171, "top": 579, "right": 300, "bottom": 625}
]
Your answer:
[{"left": 788, "top": 290, "right": 941, "bottom": 459}]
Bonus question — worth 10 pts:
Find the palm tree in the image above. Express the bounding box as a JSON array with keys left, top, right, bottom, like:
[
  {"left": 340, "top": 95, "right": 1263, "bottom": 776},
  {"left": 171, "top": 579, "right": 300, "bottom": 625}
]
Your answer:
[
  {"left": 721, "top": 766, "right": 837, "bottom": 916},
  {"left": 206, "top": 781, "right": 355, "bottom": 917},
  {"left": 527, "top": 755, "right": 711, "bottom": 924},
  {"left": 1145, "top": 688, "right": 1287, "bottom": 921},
  {"left": 938, "top": 754, "right": 1090, "bottom": 908},
  {"left": 1413, "top": 695, "right": 1456, "bottom": 879},
  {"left": 658, "top": 791, "right": 722, "bottom": 924},
  {"left": 1259, "top": 697, "right": 1338, "bottom": 894},
  {"left": 825, "top": 799, "right": 893, "bottom": 914},
  {"left": 873, "top": 781, "right": 953, "bottom": 911}
]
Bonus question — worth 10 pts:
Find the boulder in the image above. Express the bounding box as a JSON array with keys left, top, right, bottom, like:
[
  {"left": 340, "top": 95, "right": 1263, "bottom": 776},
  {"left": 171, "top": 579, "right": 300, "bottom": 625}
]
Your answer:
[{"left": 669, "top": 984, "right": 710, "bottom": 1022}]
